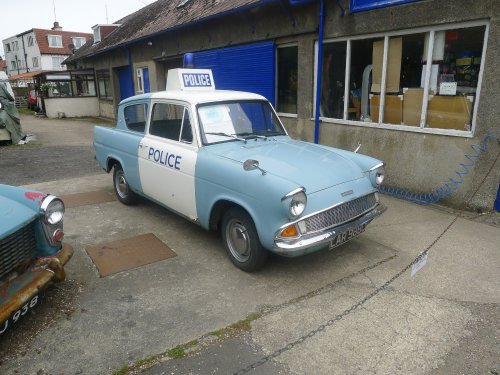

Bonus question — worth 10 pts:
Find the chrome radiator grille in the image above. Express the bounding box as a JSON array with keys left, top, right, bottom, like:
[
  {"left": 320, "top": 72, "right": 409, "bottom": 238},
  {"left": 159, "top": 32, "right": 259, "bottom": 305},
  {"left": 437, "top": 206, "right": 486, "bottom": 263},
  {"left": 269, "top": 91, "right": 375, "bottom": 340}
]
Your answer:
[
  {"left": 302, "top": 193, "right": 377, "bottom": 234},
  {"left": 0, "top": 220, "right": 36, "bottom": 280}
]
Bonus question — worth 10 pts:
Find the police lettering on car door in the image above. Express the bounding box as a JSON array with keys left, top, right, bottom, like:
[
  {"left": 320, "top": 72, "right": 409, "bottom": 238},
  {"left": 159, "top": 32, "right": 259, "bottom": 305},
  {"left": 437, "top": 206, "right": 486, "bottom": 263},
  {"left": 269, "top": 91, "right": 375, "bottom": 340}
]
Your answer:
[{"left": 147, "top": 146, "right": 182, "bottom": 170}]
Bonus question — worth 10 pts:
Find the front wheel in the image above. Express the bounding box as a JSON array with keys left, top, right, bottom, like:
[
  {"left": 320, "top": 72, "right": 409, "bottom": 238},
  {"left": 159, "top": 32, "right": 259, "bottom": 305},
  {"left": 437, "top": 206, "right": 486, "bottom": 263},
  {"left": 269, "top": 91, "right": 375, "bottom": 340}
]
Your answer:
[
  {"left": 113, "top": 164, "right": 138, "bottom": 205},
  {"left": 221, "top": 207, "right": 268, "bottom": 272}
]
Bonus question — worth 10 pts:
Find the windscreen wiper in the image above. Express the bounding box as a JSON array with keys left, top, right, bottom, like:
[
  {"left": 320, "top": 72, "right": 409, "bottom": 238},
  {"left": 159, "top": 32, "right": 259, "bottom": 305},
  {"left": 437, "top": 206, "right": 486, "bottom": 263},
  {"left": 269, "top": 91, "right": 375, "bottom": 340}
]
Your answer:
[
  {"left": 204, "top": 132, "right": 247, "bottom": 142},
  {"left": 236, "top": 132, "right": 268, "bottom": 140}
]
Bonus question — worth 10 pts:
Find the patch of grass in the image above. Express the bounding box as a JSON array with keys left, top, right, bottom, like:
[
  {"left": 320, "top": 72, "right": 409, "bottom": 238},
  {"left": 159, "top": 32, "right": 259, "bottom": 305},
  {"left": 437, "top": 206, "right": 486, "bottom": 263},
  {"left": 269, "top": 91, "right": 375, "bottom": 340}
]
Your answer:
[
  {"left": 167, "top": 344, "right": 186, "bottom": 359},
  {"left": 209, "top": 312, "right": 261, "bottom": 338},
  {"left": 113, "top": 364, "right": 129, "bottom": 375},
  {"left": 134, "top": 354, "right": 157, "bottom": 367},
  {"left": 186, "top": 339, "right": 199, "bottom": 348},
  {"left": 209, "top": 328, "right": 226, "bottom": 337},
  {"left": 17, "top": 108, "right": 35, "bottom": 114}
]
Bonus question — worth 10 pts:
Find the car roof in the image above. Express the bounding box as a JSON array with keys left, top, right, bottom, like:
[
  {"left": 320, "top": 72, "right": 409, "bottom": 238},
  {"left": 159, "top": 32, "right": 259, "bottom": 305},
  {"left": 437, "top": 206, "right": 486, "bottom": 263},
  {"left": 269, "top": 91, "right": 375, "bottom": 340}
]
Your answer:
[{"left": 120, "top": 89, "right": 267, "bottom": 106}]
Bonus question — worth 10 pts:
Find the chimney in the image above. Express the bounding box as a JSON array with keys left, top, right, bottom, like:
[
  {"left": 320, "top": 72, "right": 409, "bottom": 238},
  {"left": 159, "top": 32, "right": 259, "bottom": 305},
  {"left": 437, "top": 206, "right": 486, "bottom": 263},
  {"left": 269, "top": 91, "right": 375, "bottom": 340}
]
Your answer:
[{"left": 52, "top": 22, "right": 62, "bottom": 31}]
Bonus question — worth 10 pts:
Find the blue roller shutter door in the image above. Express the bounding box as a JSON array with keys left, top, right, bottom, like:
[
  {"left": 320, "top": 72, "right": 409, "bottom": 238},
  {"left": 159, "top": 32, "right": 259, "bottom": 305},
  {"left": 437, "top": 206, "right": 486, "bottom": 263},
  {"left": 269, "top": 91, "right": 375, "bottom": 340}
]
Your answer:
[{"left": 193, "top": 41, "right": 276, "bottom": 105}]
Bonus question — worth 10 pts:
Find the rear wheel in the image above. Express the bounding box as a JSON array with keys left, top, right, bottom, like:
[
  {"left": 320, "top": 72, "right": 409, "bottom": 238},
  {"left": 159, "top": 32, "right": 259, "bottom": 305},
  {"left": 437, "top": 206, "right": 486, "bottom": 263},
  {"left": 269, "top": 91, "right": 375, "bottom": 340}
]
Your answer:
[
  {"left": 113, "top": 164, "right": 138, "bottom": 205},
  {"left": 221, "top": 207, "right": 268, "bottom": 272}
]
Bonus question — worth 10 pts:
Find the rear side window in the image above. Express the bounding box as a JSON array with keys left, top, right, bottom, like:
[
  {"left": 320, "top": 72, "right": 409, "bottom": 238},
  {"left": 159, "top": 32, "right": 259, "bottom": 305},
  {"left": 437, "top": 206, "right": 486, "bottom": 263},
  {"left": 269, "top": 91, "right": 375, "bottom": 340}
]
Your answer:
[
  {"left": 124, "top": 104, "right": 148, "bottom": 133},
  {"left": 150, "top": 103, "right": 193, "bottom": 143}
]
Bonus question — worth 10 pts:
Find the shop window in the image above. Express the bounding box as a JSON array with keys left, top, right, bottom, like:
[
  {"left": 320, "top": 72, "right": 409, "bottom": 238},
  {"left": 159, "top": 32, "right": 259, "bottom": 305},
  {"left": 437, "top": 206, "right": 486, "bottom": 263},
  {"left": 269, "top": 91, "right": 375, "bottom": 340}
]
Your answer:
[
  {"left": 320, "top": 42, "right": 347, "bottom": 119},
  {"left": 97, "top": 70, "right": 113, "bottom": 100},
  {"left": 424, "top": 26, "right": 485, "bottom": 131},
  {"left": 277, "top": 45, "right": 298, "bottom": 114},
  {"left": 316, "top": 22, "right": 487, "bottom": 135},
  {"left": 42, "top": 70, "right": 97, "bottom": 98},
  {"left": 71, "top": 74, "right": 96, "bottom": 96}
]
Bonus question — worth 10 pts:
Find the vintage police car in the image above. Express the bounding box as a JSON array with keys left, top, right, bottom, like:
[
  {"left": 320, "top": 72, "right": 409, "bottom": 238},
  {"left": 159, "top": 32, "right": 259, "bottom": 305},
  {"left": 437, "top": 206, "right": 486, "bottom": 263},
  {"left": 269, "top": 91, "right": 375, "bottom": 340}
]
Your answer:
[
  {"left": 0, "top": 184, "right": 72, "bottom": 335},
  {"left": 94, "top": 69, "right": 386, "bottom": 271}
]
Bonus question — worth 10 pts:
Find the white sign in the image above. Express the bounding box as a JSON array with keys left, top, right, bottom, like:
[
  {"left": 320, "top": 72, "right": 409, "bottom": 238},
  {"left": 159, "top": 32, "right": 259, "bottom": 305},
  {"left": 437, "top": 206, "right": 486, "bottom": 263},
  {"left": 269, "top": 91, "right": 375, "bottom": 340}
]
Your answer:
[
  {"left": 411, "top": 253, "right": 428, "bottom": 277},
  {"left": 439, "top": 82, "right": 457, "bottom": 96},
  {"left": 166, "top": 68, "right": 215, "bottom": 91}
]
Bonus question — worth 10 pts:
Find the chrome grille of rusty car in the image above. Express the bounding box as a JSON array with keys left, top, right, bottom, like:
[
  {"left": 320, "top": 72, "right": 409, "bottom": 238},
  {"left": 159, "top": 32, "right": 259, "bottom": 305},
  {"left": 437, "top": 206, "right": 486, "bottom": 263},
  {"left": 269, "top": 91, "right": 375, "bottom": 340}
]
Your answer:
[
  {"left": 0, "top": 220, "right": 36, "bottom": 280},
  {"left": 301, "top": 193, "right": 378, "bottom": 234}
]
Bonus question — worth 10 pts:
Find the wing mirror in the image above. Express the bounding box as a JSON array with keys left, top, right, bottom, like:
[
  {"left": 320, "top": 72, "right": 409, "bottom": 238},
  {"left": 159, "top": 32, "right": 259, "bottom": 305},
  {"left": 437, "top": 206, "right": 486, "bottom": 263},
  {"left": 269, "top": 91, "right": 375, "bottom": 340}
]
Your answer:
[{"left": 243, "top": 159, "right": 266, "bottom": 175}]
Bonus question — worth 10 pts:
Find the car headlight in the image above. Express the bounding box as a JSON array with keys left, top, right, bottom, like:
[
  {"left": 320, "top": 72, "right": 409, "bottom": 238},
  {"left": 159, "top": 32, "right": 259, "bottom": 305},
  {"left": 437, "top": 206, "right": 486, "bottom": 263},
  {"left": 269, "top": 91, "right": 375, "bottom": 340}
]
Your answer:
[
  {"left": 375, "top": 165, "right": 385, "bottom": 185},
  {"left": 43, "top": 198, "right": 65, "bottom": 224},
  {"left": 282, "top": 188, "right": 307, "bottom": 219},
  {"left": 368, "top": 163, "right": 385, "bottom": 186},
  {"left": 40, "top": 195, "right": 65, "bottom": 245}
]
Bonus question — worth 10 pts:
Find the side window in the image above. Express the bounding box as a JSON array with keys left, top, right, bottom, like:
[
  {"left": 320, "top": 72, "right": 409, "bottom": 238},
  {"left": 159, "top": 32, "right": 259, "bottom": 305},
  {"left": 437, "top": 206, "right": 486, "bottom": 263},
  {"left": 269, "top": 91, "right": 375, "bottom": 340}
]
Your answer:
[
  {"left": 124, "top": 104, "right": 147, "bottom": 133},
  {"left": 150, "top": 103, "right": 193, "bottom": 143}
]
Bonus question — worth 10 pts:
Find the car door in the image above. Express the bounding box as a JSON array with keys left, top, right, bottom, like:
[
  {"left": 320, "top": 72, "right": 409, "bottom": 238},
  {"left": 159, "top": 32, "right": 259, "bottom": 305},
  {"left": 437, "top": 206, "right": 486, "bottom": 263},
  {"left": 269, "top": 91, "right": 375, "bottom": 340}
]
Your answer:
[{"left": 138, "top": 101, "right": 198, "bottom": 220}]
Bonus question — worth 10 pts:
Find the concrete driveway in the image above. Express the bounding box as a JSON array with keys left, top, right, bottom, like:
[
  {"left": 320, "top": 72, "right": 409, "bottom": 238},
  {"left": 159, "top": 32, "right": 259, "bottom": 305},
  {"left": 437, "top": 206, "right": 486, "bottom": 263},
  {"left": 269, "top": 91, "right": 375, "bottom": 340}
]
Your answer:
[{"left": 0, "top": 114, "right": 498, "bottom": 375}]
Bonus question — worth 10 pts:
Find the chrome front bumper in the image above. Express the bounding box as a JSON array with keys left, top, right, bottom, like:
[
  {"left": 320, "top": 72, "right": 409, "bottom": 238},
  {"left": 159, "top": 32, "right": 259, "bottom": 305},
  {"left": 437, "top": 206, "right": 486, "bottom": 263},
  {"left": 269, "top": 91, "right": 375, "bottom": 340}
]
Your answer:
[{"left": 272, "top": 204, "right": 387, "bottom": 257}]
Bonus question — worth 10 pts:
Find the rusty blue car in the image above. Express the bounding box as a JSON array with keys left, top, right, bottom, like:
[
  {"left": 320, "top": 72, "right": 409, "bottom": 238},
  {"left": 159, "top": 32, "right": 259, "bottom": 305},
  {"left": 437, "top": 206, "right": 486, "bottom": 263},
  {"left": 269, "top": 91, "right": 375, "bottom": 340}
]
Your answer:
[{"left": 0, "top": 184, "right": 72, "bottom": 335}]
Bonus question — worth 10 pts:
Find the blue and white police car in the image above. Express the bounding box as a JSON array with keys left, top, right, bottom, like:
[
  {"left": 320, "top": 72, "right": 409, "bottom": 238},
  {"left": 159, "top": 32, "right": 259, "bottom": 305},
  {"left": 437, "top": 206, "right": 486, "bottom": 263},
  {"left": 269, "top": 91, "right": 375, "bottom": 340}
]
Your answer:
[{"left": 93, "top": 69, "right": 386, "bottom": 271}]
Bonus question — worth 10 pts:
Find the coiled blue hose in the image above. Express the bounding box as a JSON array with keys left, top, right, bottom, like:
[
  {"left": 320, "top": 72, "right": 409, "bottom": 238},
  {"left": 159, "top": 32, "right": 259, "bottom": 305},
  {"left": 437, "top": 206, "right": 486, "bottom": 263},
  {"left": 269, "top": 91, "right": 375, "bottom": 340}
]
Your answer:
[{"left": 379, "top": 134, "right": 500, "bottom": 205}]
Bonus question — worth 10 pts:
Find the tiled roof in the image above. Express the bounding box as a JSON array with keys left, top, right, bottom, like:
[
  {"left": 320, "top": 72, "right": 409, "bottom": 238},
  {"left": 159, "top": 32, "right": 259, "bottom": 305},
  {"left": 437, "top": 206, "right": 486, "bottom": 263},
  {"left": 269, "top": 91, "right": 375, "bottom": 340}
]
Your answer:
[
  {"left": 33, "top": 28, "right": 92, "bottom": 55},
  {"left": 66, "top": 0, "right": 265, "bottom": 62}
]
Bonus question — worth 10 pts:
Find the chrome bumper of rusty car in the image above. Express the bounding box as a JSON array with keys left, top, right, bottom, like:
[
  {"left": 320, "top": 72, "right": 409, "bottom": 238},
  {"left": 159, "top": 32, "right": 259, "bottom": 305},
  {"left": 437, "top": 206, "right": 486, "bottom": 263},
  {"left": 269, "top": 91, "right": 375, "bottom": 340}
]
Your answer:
[
  {"left": 0, "top": 243, "right": 73, "bottom": 326},
  {"left": 272, "top": 204, "right": 386, "bottom": 257}
]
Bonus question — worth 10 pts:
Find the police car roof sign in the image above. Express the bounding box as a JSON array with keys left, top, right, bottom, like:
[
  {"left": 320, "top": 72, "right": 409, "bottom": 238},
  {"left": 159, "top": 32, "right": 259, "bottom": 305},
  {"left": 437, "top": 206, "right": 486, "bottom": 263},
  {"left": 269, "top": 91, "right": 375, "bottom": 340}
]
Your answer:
[{"left": 166, "top": 69, "right": 216, "bottom": 91}]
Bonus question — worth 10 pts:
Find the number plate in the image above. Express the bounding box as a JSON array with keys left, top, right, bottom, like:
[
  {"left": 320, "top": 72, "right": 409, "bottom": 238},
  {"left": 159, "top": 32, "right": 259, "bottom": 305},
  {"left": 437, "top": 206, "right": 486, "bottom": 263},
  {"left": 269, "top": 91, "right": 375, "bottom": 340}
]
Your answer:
[
  {"left": 329, "top": 224, "right": 366, "bottom": 250},
  {"left": 0, "top": 294, "right": 40, "bottom": 336}
]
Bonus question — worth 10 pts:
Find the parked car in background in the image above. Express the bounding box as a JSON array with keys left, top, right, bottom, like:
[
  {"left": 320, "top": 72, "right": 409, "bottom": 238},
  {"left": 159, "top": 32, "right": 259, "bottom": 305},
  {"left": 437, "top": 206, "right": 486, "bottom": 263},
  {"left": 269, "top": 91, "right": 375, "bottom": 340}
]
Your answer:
[
  {"left": 0, "top": 184, "right": 73, "bottom": 335},
  {"left": 94, "top": 69, "right": 386, "bottom": 271},
  {"left": 27, "top": 90, "right": 38, "bottom": 110}
]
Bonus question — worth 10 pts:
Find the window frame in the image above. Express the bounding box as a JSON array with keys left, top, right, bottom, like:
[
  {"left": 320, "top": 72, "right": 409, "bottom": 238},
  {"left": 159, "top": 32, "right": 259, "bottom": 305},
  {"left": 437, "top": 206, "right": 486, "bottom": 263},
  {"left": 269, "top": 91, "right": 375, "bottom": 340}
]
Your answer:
[
  {"left": 148, "top": 101, "right": 195, "bottom": 145},
  {"left": 72, "top": 37, "right": 86, "bottom": 49},
  {"left": 313, "top": 20, "right": 490, "bottom": 138},
  {"left": 47, "top": 35, "right": 63, "bottom": 48},
  {"left": 124, "top": 103, "right": 149, "bottom": 134},
  {"left": 96, "top": 69, "right": 113, "bottom": 100},
  {"left": 32, "top": 56, "right": 39, "bottom": 68},
  {"left": 276, "top": 43, "right": 299, "bottom": 118},
  {"left": 27, "top": 35, "right": 34, "bottom": 47}
]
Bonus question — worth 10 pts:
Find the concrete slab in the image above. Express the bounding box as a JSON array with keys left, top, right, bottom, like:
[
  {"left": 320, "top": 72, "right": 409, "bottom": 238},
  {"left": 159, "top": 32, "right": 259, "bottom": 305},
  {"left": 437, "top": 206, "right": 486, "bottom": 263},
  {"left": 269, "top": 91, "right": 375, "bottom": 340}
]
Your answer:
[{"left": 1, "top": 173, "right": 497, "bottom": 375}]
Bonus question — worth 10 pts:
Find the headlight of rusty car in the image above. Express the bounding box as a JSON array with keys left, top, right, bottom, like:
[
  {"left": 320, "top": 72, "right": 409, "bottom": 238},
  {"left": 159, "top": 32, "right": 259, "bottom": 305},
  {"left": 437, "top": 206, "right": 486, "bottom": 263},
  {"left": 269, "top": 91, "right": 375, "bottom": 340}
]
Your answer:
[
  {"left": 40, "top": 195, "right": 65, "bottom": 245},
  {"left": 282, "top": 188, "right": 307, "bottom": 219},
  {"left": 368, "top": 163, "right": 385, "bottom": 186}
]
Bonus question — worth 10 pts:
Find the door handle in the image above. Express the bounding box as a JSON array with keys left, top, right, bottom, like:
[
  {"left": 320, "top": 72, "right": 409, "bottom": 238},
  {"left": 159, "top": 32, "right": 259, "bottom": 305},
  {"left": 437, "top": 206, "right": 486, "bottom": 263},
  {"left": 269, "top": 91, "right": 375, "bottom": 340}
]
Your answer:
[{"left": 139, "top": 142, "right": 144, "bottom": 148}]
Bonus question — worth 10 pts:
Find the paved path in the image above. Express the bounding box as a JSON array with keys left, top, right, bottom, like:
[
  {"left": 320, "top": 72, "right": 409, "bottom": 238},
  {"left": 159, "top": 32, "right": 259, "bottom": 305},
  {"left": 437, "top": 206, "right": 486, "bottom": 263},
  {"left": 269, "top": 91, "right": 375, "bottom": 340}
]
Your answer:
[{"left": 0, "top": 114, "right": 498, "bottom": 375}]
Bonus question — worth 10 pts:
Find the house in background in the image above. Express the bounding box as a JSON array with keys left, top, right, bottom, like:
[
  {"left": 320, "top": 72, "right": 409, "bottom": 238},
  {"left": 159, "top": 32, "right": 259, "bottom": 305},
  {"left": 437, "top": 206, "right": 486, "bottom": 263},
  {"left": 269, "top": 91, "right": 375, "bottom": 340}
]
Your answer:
[
  {"left": 0, "top": 57, "right": 7, "bottom": 73},
  {"left": 2, "top": 22, "right": 91, "bottom": 85},
  {"left": 64, "top": 0, "right": 500, "bottom": 211}
]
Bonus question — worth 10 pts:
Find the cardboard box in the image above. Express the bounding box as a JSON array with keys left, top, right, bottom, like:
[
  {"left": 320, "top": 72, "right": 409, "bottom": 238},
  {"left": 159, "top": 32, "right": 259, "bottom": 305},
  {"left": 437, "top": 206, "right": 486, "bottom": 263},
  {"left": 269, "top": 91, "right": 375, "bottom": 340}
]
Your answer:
[
  {"left": 427, "top": 95, "right": 473, "bottom": 130},
  {"left": 370, "top": 94, "right": 403, "bottom": 124},
  {"left": 372, "top": 37, "right": 402, "bottom": 93},
  {"left": 403, "top": 88, "right": 424, "bottom": 126}
]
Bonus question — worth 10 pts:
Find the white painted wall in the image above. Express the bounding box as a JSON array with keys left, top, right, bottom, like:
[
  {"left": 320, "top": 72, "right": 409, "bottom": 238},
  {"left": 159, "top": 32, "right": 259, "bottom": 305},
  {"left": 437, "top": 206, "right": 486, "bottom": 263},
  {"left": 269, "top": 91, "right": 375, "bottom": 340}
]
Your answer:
[{"left": 44, "top": 97, "right": 99, "bottom": 118}]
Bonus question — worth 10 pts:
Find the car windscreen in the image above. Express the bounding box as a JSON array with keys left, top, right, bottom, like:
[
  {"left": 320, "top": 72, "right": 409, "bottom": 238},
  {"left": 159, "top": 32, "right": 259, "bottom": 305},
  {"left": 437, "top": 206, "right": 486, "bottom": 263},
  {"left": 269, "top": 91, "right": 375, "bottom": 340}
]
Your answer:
[{"left": 197, "top": 100, "right": 287, "bottom": 145}]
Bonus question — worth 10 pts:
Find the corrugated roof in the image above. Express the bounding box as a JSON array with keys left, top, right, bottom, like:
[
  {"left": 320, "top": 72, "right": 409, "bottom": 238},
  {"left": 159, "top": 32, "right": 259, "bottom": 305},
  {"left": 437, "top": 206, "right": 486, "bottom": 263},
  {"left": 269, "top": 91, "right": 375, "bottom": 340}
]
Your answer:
[
  {"left": 66, "top": 0, "right": 268, "bottom": 62},
  {"left": 33, "top": 28, "right": 92, "bottom": 55}
]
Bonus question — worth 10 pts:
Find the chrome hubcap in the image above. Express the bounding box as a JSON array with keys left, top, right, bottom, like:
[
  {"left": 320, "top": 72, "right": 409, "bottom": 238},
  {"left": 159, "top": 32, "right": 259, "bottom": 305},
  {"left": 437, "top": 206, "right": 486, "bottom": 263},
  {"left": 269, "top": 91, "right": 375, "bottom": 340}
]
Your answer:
[
  {"left": 116, "top": 172, "right": 129, "bottom": 198},
  {"left": 226, "top": 219, "right": 251, "bottom": 262}
]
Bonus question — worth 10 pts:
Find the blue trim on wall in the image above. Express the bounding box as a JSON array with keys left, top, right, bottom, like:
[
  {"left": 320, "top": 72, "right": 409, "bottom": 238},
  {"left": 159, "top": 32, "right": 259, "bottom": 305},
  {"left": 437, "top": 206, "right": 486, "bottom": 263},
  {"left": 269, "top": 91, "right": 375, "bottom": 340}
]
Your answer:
[{"left": 350, "top": 0, "right": 419, "bottom": 13}]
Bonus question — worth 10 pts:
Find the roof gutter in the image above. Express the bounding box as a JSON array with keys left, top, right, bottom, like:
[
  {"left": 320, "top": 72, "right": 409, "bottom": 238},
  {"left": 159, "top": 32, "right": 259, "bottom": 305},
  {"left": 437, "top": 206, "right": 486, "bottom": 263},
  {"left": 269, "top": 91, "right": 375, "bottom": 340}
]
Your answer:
[{"left": 70, "top": 0, "right": 291, "bottom": 62}]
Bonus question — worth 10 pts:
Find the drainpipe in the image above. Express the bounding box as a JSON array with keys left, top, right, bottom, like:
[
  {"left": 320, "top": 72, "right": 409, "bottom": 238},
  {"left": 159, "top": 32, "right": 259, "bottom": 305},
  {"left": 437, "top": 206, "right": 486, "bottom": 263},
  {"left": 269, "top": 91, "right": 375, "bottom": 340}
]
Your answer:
[{"left": 313, "top": 0, "right": 325, "bottom": 144}]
